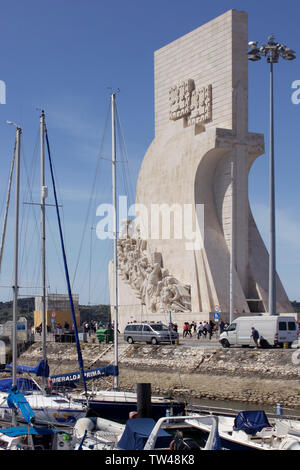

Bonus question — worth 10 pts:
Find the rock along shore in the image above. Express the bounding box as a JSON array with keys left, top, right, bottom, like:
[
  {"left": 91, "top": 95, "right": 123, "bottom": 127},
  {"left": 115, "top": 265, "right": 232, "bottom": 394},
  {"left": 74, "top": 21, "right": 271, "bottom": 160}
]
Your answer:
[{"left": 18, "top": 342, "right": 300, "bottom": 409}]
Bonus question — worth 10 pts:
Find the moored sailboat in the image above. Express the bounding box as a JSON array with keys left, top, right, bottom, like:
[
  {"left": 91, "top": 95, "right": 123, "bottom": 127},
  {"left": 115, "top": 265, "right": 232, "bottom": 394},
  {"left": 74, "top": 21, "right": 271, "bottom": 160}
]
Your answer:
[
  {"left": 65, "top": 92, "right": 185, "bottom": 422},
  {"left": 0, "top": 115, "right": 87, "bottom": 428}
]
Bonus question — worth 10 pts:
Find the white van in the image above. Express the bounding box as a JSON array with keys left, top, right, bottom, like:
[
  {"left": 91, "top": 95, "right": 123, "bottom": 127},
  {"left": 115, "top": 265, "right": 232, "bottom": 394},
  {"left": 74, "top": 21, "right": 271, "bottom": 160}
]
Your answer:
[{"left": 219, "top": 316, "right": 298, "bottom": 349}]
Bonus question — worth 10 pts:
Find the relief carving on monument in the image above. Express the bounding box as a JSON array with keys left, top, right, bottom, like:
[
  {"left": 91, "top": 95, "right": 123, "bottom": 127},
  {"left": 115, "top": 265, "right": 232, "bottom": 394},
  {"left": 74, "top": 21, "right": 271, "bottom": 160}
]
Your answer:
[
  {"left": 169, "top": 79, "right": 212, "bottom": 126},
  {"left": 169, "top": 79, "right": 194, "bottom": 121},
  {"left": 118, "top": 220, "right": 191, "bottom": 314}
]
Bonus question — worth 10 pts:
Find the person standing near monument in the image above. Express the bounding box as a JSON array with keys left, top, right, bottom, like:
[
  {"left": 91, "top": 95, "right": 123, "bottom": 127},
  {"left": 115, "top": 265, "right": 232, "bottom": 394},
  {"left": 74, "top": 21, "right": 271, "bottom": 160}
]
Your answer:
[{"left": 251, "top": 327, "right": 260, "bottom": 348}]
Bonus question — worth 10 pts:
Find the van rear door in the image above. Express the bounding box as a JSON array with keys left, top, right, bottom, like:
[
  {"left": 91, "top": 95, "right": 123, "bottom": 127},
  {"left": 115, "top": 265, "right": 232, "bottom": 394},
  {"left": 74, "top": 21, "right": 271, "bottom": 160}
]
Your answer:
[
  {"left": 278, "top": 320, "right": 288, "bottom": 343},
  {"left": 287, "top": 320, "right": 298, "bottom": 343},
  {"left": 277, "top": 319, "right": 297, "bottom": 344}
]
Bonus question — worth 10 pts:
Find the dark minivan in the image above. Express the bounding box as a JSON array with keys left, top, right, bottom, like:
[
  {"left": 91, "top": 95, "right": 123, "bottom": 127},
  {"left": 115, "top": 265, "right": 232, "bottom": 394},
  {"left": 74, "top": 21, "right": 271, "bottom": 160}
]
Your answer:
[{"left": 124, "top": 322, "right": 179, "bottom": 345}]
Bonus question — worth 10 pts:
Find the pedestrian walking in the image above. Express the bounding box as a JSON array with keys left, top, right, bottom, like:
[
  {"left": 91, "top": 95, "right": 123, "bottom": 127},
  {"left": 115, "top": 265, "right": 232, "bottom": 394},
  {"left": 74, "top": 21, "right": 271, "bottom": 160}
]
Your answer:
[
  {"left": 219, "top": 320, "right": 225, "bottom": 334},
  {"left": 197, "top": 322, "right": 203, "bottom": 339},
  {"left": 84, "top": 321, "right": 89, "bottom": 335},
  {"left": 208, "top": 320, "right": 215, "bottom": 340}
]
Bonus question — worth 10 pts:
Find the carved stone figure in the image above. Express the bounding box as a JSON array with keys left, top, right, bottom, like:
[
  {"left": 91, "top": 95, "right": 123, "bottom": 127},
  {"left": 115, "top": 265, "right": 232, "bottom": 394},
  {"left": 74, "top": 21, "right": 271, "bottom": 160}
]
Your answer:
[{"left": 117, "top": 220, "right": 191, "bottom": 314}]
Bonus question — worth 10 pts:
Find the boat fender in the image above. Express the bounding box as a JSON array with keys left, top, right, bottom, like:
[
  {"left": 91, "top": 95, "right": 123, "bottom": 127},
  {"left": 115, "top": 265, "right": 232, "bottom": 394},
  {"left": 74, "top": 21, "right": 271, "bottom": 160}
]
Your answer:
[
  {"left": 94, "top": 417, "right": 125, "bottom": 434},
  {"left": 73, "top": 417, "right": 96, "bottom": 438}
]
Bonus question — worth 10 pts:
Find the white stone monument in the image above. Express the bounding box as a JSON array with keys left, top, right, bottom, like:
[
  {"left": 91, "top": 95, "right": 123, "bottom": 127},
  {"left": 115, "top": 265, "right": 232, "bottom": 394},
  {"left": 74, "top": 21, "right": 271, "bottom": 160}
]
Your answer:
[{"left": 109, "top": 9, "right": 293, "bottom": 331}]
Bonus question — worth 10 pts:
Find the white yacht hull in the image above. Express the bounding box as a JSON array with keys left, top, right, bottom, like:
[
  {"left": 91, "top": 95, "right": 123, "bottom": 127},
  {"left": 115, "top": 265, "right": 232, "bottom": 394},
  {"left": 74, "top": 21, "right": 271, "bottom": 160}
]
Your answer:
[
  {"left": 0, "top": 392, "right": 86, "bottom": 426},
  {"left": 185, "top": 414, "right": 300, "bottom": 450}
]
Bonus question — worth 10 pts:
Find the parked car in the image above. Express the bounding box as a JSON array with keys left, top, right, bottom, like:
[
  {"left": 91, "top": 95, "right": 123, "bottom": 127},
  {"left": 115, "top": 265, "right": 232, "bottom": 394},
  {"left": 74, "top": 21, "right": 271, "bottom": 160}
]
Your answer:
[
  {"left": 219, "top": 315, "right": 298, "bottom": 349},
  {"left": 124, "top": 322, "right": 179, "bottom": 345}
]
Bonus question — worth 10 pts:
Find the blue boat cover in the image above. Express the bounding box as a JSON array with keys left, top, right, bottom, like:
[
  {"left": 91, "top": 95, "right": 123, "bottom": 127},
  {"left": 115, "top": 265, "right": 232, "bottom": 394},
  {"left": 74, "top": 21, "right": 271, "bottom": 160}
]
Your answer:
[
  {"left": 5, "top": 360, "right": 49, "bottom": 377},
  {"left": 118, "top": 418, "right": 173, "bottom": 450},
  {"left": 0, "top": 378, "right": 40, "bottom": 393},
  {"left": 0, "top": 426, "right": 60, "bottom": 437},
  {"left": 50, "top": 365, "right": 118, "bottom": 386},
  {"left": 7, "top": 387, "right": 35, "bottom": 423},
  {"left": 233, "top": 411, "right": 271, "bottom": 436}
]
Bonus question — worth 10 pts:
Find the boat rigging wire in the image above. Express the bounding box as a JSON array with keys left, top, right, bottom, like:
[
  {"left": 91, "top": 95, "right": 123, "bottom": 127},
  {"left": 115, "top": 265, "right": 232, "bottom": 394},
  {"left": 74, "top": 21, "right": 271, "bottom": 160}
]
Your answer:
[
  {"left": 0, "top": 138, "right": 17, "bottom": 278},
  {"left": 44, "top": 118, "right": 88, "bottom": 396},
  {"left": 73, "top": 97, "right": 138, "bottom": 306},
  {"left": 71, "top": 101, "right": 111, "bottom": 290},
  {"left": 19, "top": 131, "right": 41, "bottom": 292}
]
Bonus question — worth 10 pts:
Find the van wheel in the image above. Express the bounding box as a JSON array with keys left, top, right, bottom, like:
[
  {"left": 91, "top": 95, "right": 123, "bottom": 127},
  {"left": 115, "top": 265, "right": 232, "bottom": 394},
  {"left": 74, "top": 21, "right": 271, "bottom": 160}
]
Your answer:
[
  {"left": 221, "top": 339, "right": 230, "bottom": 348},
  {"left": 151, "top": 338, "right": 158, "bottom": 345},
  {"left": 127, "top": 337, "right": 134, "bottom": 344}
]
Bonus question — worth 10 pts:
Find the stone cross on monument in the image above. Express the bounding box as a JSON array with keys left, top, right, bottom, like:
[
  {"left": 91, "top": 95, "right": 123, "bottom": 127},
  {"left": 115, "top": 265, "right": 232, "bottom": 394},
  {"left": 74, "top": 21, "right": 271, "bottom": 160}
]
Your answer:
[{"left": 109, "top": 9, "right": 292, "bottom": 330}]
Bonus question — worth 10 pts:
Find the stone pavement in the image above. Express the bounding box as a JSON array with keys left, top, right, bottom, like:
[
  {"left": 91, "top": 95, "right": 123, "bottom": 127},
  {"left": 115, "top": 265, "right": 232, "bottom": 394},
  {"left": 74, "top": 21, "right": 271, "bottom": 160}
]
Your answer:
[
  {"left": 178, "top": 333, "right": 221, "bottom": 349},
  {"left": 33, "top": 330, "right": 221, "bottom": 350}
]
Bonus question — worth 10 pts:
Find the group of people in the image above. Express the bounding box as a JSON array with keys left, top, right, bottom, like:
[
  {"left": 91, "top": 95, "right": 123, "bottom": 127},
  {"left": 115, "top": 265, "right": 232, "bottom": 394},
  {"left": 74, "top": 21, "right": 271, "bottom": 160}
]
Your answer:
[
  {"left": 182, "top": 319, "right": 229, "bottom": 340},
  {"left": 35, "top": 322, "right": 72, "bottom": 335},
  {"left": 35, "top": 319, "right": 116, "bottom": 337},
  {"left": 83, "top": 319, "right": 102, "bottom": 335}
]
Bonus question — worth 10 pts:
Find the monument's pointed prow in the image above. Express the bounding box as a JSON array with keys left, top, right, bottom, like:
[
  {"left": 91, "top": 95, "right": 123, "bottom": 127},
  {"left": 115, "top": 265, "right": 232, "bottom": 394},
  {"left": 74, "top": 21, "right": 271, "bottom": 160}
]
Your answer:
[{"left": 110, "top": 10, "right": 292, "bottom": 330}]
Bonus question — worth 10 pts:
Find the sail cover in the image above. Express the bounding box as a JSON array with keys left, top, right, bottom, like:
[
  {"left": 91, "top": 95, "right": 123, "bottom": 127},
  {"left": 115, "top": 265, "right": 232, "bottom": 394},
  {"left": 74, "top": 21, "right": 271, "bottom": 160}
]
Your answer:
[
  {"left": 0, "top": 378, "right": 40, "bottom": 393},
  {"left": 50, "top": 365, "right": 118, "bottom": 386},
  {"left": 117, "top": 418, "right": 172, "bottom": 450},
  {"left": 4, "top": 360, "right": 49, "bottom": 377},
  {"left": 233, "top": 411, "right": 271, "bottom": 435},
  {"left": 7, "top": 387, "right": 35, "bottom": 423}
]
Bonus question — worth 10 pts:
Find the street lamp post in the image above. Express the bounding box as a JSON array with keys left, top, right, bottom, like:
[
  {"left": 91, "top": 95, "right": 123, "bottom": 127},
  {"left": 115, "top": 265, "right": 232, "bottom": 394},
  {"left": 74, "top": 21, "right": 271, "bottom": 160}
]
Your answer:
[{"left": 248, "top": 36, "right": 296, "bottom": 316}]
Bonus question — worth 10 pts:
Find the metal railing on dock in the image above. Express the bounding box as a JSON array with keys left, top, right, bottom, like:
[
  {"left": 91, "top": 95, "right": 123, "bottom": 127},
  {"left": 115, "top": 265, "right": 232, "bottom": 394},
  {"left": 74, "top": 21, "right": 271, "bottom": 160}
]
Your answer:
[{"left": 186, "top": 404, "right": 300, "bottom": 422}]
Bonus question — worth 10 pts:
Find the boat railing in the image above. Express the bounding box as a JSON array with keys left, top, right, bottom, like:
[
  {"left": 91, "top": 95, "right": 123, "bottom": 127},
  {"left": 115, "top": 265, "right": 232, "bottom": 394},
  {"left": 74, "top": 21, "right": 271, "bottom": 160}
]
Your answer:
[{"left": 143, "top": 415, "right": 219, "bottom": 450}]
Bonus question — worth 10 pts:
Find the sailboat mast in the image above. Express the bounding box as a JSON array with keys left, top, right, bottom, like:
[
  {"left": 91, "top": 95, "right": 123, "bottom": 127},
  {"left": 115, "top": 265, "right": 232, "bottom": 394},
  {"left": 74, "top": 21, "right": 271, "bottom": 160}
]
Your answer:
[
  {"left": 40, "top": 110, "right": 47, "bottom": 388},
  {"left": 12, "top": 125, "right": 21, "bottom": 425},
  {"left": 111, "top": 93, "right": 119, "bottom": 391}
]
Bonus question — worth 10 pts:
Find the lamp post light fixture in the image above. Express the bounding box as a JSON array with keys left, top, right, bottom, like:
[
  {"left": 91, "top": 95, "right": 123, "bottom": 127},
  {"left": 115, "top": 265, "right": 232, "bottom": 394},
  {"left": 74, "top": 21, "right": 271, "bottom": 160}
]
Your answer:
[{"left": 248, "top": 36, "right": 296, "bottom": 316}]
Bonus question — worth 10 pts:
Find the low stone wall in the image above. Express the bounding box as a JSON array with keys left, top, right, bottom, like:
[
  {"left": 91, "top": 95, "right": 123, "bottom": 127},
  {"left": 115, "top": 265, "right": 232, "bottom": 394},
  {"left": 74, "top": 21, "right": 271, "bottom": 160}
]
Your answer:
[
  {"left": 18, "top": 343, "right": 300, "bottom": 409},
  {"left": 121, "top": 345, "right": 300, "bottom": 379}
]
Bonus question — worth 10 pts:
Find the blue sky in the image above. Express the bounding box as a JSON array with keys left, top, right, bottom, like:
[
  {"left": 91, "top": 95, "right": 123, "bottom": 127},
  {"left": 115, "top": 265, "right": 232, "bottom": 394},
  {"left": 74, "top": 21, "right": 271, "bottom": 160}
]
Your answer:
[{"left": 0, "top": 0, "right": 299, "bottom": 307}]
